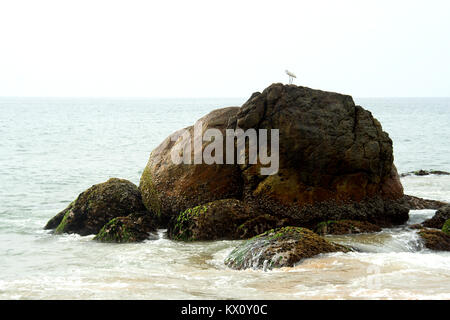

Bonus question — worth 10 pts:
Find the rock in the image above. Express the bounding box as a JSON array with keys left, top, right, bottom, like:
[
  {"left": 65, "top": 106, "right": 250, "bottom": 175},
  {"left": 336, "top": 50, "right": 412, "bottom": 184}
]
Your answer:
[
  {"left": 140, "top": 83, "right": 409, "bottom": 232},
  {"left": 236, "top": 214, "right": 293, "bottom": 240},
  {"left": 400, "top": 170, "right": 450, "bottom": 177},
  {"left": 46, "top": 178, "right": 147, "bottom": 236},
  {"left": 314, "top": 220, "right": 382, "bottom": 235},
  {"left": 443, "top": 219, "right": 450, "bottom": 236},
  {"left": 94, "top": 212, "right": 156, "bottom": 243},
  {"left": 418, "top": 228, "right": 450, "bottom": 251},
  {"left": 140, "top": 107, "right": 244, "bottom": 225},
  {"left": 224, "top": 227, "right": 349, "bottom": 270},
  {"left": 275, "top": 196, "right": 409, "bottom": 229},
  {"left": 168, "top": 199, "right": 290, "bottom": 241},
  {"left": 401, "top": 195, "right": 448, "bottom": 210},
  {"left": 168, "top": 199, "right": 247, "bottom": 241},
  {"left": 422, "top": 205, "right": 450, "bottom": 229}
]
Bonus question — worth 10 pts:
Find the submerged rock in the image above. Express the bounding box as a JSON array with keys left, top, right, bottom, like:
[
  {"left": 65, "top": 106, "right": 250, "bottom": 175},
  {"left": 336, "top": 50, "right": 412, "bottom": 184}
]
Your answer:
[
  {"left": 418, "top": 228, "right": 450, "bottom": 251},
  {"left": 94, "top": 212, "right": 156, "bottom": 243},
  {"left": 314, "top": 219, "right": 382, "bottom": 235},
  {"left": 422, "top": 205, "right": 450, "bottom": 229},
  {"left": 168, "top": 199, "right": 290, "bottom": 241},
  {"left": 400, "top": 170, "right": 450, "bottom": 177},
  {"left": 401, "top": 195, "right": 448, "bottom": 210},
  {"left": 224, "top": 227, "right": 349, "bottom": 270},
  {"left": 140, "top": 83, "right": 408, "bottom": 230},
  {"left": 45, "top": 178, "right": 147, "bottom": 236}
]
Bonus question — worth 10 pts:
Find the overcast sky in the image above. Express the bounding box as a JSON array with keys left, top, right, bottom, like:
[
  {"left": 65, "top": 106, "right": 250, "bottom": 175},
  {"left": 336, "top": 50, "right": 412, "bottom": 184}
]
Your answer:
[{"left": 1, "top": 0, "right": 449, "bottom": 98}]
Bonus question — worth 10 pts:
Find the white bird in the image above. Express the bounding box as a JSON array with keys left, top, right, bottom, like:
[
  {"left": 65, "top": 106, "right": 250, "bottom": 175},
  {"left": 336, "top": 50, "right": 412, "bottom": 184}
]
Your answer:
[{"left": 285, "top": 70, "right": 296, "bottom": 84}]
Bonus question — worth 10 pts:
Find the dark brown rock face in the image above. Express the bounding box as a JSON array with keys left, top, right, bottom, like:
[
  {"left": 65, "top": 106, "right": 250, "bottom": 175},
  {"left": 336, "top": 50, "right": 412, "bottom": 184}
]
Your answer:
[
  {"left": 45, "top": 178, "right": 147, "bottom": 236},
  {"left": 140, "top": 83, "right": 408, "bottom": 231},
  {"left": 229, "top": 84, "right": 400, "bottom": 203}
]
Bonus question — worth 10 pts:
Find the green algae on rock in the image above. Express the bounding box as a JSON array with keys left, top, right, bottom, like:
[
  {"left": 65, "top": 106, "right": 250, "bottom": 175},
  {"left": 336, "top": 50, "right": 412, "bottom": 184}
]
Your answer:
[
  {"left": 314, "top": 219, "right": 382, "bottom": 236},
  {"left": 45, "top": 178, "right": 147, "bottom": 236},
  {"left": 94, "top": 212, "right": 156, "bottom": 243},
  {"left": 44, "top": 201, "right": 74, "bottom": 230},
  {"left": 442, "top": 219, "right": 450, "bottom": 236},
  {"left": 224, "top": 227, "right": 349, "bottom": 270}
]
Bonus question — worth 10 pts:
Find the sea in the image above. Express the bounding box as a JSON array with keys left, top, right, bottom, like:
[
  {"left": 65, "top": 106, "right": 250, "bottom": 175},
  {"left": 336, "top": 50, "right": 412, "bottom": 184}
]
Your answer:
[{"left": 0, "top": 96, "right": 449, "bottom": 299}]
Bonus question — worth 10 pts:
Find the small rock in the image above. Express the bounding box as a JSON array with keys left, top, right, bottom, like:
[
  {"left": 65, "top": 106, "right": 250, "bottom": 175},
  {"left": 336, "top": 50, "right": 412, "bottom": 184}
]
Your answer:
[
  {"left": 408, "top": 224, "right": 424, "bottom": 230},
  {"left": 314, "top": 220, "right": 382, "bottom": 235},
  {"left": 401, "top": 195, "right": 448, "bottom": 210},
  {"left": 224, "top": 227, "right": 349, "bottom": 270},
  {"left": 422, "top": 205, "right": 450, "bottom": 229},
  {"left": 168, "top": 199, "right": 285, "bottom": 241},
  {"left": 418, "top": 228, "right": 450, "bottom": 251},
  {"left": 45, "top": 178, "right": 147, "bottom": 236},
  {"left": 400, "top": 170, "right": 450, "bottom": 177},
  {"left": 94, "top": 212, "right": 156, "bottom": 243}
]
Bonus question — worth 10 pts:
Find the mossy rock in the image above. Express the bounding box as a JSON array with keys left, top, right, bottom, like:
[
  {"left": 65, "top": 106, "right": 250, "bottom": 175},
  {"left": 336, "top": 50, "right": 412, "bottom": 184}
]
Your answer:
[
  {"left": 314, "top": 219, "right": 382, "bottom": 235},
  {"left": 45, "top": 201, "right": 74, "bottom": 230},
  {"left": 46, "top": 178, "right": 147, "bottom": 236},
  {"left": 139, "top": 167, "right": 162, "bottom": 222},
  {"left": 168, "top": 199, "right": 252, "bottom": 241},
  {"left": 168, "top": 199, "right": 291, "bottom": 241},
  {"left": 441, "top": 219, "right": 450, "bottom": 236},
  {"left": 418, "top": 228, "right": 450, "bottom": 251},
  {"left": 94, "top": 212, "right": 156, "bottom": 243},
  {"left": 224, "top": 226, "right": 350, "bottom": 270}
]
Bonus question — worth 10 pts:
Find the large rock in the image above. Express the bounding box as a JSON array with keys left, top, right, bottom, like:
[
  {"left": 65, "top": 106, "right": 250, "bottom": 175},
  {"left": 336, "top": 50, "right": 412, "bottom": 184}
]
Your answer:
[
  {"left": 45, "top": 178, "right": 147, "bottom": 236},
  {"left": 140, "top": 84, "right": 408, "bottom": 231},
  {"left": 224, "top": 227, "right": 349, "bottom": 270},
  {"left": 422, "top": 205, "right": 450, "bottom": 229}
]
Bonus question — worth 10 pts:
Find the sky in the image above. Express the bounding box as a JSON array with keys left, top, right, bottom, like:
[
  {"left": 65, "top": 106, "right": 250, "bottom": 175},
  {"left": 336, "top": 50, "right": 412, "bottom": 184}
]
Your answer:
[{"left": 0, "top": 0, "right": 449, "bottom": 98}]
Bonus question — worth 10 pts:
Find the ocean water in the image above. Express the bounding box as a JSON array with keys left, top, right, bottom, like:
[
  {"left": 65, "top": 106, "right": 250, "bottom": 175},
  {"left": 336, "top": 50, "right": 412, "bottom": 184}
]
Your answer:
[{"left": 0, "top": 96, "right": 449, "bottom": 299}]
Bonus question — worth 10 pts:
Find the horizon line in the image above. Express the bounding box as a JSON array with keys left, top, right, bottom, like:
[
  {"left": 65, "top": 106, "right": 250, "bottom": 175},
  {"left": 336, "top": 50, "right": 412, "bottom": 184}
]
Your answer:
[{"left": 1, "top": 95, "right": 450, "bottom": 99}]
